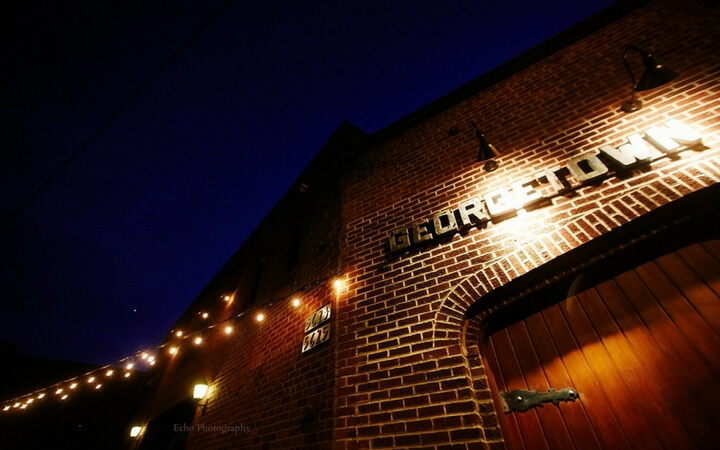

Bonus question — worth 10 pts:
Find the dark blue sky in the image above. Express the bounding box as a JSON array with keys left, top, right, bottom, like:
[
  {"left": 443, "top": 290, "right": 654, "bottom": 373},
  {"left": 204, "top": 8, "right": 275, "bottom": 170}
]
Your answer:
[{"left": 1, "top": 0, "right": 617, "bottom": 365}]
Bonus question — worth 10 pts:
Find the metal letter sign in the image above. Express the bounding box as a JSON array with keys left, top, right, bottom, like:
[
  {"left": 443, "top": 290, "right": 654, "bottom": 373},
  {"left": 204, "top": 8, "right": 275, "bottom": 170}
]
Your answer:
[{"left": 302, "top": 305, "right": 331, "bottom": 353}]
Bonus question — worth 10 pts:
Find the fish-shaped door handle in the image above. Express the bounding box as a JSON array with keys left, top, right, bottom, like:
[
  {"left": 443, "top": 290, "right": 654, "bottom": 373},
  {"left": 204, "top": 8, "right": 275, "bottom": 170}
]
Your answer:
[{"left": 500, "top": 387, "right": 579, "bottom": 412}]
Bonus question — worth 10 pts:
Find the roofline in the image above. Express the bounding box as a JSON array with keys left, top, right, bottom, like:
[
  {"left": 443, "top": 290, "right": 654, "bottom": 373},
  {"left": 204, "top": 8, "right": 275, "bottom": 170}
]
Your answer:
[{"left": 361, "top": 0, "right": 652, "bottom": 150}]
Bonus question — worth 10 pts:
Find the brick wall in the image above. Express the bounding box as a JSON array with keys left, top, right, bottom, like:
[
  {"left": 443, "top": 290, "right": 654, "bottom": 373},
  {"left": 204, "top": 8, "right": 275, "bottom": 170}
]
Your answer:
[
  {"left": 336, "top": 0, "right": 720, "bottom": 448},
  {"left": 135, "top": 0, "right": 720, "bottom": 449}
]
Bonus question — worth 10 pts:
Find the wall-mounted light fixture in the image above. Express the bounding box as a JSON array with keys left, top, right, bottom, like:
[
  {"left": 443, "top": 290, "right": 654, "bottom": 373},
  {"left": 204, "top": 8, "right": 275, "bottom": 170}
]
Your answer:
[
  {"left": 621, "top": 45, "right": 678, "bottom": 113},
  {"left": 471, "top": 122, "right": 499, "bottom": 172},
  {"left": 193, "top": 382, "right": 210, "bottom": 415}
]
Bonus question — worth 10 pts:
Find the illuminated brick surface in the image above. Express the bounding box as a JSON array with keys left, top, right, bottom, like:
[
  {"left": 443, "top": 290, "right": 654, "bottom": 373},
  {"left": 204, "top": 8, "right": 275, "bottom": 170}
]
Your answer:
[{"left": 138, "top": 0, "right": 720, "bottom": 448}]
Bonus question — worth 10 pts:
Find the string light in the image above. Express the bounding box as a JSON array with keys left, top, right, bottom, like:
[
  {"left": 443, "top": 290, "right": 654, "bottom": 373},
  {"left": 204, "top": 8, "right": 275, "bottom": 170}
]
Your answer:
[
  {"left": 333, "top": 278, "right": 346, "bottom": 293},
  {"left": 0, "top": 272, "right": 339, "bottom": 414}
]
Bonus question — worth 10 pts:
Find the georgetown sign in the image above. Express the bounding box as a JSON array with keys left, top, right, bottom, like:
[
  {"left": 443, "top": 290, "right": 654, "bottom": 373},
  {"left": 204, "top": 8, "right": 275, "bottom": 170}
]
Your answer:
[{"left": 388, "top": 119, "right": 703, "bottom": 255}]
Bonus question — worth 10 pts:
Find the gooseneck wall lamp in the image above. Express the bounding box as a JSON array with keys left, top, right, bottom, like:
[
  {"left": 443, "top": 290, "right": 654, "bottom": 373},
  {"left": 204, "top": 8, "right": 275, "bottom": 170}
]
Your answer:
[
  {"left": 471, "top": 122, "right": 499, "bottom": 172},
  {"left": 620, "top": 45, "right": 678, "bottom": 113},
  {"left": 193, "top": 382, "right": 210, "bottom": 415}
]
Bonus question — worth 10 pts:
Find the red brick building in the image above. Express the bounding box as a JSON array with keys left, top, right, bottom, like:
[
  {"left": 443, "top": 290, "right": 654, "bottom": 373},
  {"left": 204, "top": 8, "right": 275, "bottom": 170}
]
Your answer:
[{"left": 132, "top": 0, "right": 720, "bottom": 448}]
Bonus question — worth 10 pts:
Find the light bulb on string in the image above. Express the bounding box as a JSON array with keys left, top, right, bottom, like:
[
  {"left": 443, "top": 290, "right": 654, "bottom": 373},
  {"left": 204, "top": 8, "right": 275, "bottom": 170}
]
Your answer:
[
  {"left": 292, "top": 298, "right": 301, "bottom": 308},
  {"left": 224, "top": 325, "right": 233, "bottom": 334}
]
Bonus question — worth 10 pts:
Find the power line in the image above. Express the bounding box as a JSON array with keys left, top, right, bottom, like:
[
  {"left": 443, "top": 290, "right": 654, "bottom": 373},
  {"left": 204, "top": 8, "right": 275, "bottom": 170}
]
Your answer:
[{"left": 1, "top": 0, "right": 236, "bottom": 231}]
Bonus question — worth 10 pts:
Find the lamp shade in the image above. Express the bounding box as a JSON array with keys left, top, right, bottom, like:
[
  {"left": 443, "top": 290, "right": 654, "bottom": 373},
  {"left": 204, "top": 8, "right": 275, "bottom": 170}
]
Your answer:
[
  {"left": 193, "top": 383, "right": 209, "bottom": 400},
  {"left": 635, "top": 53, "right": 678, "bottom": 91}
]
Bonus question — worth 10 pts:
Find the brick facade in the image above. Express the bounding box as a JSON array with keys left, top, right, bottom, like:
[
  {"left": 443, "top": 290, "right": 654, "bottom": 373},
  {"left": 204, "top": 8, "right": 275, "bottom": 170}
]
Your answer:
[{"left": 135, "top": 0, "right": 720, "bottom": 448}]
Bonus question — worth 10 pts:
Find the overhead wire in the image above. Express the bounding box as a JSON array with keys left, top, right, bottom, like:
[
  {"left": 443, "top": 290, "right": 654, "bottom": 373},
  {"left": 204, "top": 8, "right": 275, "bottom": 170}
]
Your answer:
[{"left": 1, "top": 0, "right": 236, "bottom": 231}]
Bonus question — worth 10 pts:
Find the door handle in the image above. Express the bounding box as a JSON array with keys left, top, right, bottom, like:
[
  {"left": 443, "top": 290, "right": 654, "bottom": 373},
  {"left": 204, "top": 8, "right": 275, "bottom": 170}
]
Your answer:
[{"left": 500, "top": 387, "right": 579, "bottom": 412}]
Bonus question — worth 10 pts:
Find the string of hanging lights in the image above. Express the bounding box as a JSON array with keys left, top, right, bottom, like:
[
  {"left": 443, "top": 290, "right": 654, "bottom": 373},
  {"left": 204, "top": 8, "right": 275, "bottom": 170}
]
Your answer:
[{"left": 1, "top": 274, "right": 347, "bottom": 414}]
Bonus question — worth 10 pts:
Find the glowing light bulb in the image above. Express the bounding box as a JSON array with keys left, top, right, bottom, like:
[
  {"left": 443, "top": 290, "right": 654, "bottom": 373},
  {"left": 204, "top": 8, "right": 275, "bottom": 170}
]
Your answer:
[
  {"left": 194, "top": 337, "right": 202, "bottom": 345},
  {"left": 223, "top": 295, "right": 231, "bottom": 302},
  {"left": 70, "top": 383, "right": 78, "bottom": 389},
  {"left": 149, "top": 360, "right": 156, "bottom": 366},
  {"left": 126, "top": 363, "right": 134, "bottom": 370},
  {"left": 87, "top": 377, "right": 95, "bottom": 384},
  {"left": 201, "top": 312, "right": 209, "bottom": 319},
  {"left": 130, "top": 426, "right": 142, "bottom": 438},
  {"left": 3, "top": 406, "right": 10, "bottom": 411},
  {"left": 224, "top": 325, "right": 233, "bottom": 334},
  {"left": 141, "top": 353, "right": 148, "bottom": 360},
  {"left": 61, "top": 394, "right": 68, "bottom": 400},
  {"left": 124, "top": 372, "right": 131, "bottom": 378},
  {"left": 20, "top": 404, "right": 27, "bottom": 409},
  {"left": 26, "top": 398, "right": 33, "bottom": 404},
  {"left": 55, "top": 389, "right": 63, "bottom": 395},
  {"left": 148, "top": 356, "right": 155, "bottom": 363},
  {"left": 95, "top": 384, "right": 102, "bottom": 390},
  {"left": 333, "top": 278, "right": 346, "bottom": 292},
  {"left": 169, "top": 346, "right": 178, "bottom": 355},
  {"left": 256, "top": 313, "right": 265, "bottom": 322},
  {"left": 106, "top": 369, "right": 114, "bottom": 377},
  {"left": 176, "top": 330, "right": 183, "bottom": 337},
  {"left": 292, "top": 298, "right": 301, "bottom": 308},
  {"left": 37, "top": 393, "right": 45, "bottom": 399}
]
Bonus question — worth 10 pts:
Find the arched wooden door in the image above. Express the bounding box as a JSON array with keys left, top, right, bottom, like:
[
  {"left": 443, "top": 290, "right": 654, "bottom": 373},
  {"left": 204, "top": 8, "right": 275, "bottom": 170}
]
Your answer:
[{"left": 485, "top": 240, "right": 720, "bottom": 449}]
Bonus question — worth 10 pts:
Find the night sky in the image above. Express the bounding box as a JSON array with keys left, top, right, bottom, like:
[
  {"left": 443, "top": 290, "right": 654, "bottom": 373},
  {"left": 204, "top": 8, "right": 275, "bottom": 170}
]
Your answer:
[{"left": 1, "top": 0, "right": 617, "bottom": 366}]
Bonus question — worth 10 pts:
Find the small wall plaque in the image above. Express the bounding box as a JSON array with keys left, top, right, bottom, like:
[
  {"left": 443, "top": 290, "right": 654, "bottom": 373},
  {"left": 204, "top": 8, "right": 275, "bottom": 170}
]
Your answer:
[{"left": 302, "top": 305, "right": 331, "bottom": 353}]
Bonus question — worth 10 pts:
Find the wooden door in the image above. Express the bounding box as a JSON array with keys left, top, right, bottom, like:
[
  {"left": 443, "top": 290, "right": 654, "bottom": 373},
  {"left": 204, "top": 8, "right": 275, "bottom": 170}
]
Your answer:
[{"left": 485, "top": 240, "right": 720, "bottom": 450}]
